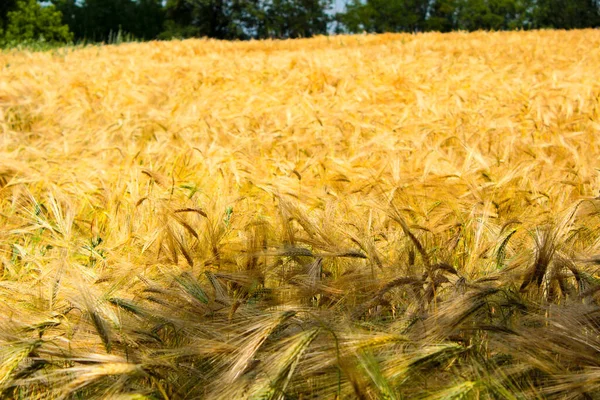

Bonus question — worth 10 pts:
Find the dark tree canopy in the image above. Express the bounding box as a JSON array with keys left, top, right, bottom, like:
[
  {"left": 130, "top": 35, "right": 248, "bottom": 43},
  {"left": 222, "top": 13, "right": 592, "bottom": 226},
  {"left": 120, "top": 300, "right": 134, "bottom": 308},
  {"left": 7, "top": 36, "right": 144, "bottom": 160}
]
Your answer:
[
  {"left": 160, "top": 0, "right": 331, "bottom": 40},
  {"left": 337, "top": 0, "right": 428, "bottom": 33},
  {"left": 261, "top": 0, "right": 332, "bottom": 39},
  {"left": 1, "top": 0, "right": 600, "bottom": 46},
  {"left": 336, "top": 0, "right": 600, "bottom": 33},
  {"left": 161, "top": 0, "right": 258, "bottom": 40},
  {"left": 51, "top": 0, "right": 164, "bottom": 42},
  {"left": 1, "top": 0, "right": 18, "bottom": 31},
  {"left": 533, "top": 0, "right": 600, "bottom": 29},
  {"left": 1, "top": 0, "right": 72, "bottom": 43}
]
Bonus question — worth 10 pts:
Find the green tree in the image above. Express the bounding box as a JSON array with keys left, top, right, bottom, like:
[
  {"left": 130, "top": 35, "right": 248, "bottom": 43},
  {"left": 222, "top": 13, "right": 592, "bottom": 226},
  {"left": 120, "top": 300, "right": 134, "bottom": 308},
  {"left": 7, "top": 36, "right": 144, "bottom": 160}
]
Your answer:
[
  {"left": 52, "top": 0, "right": 164, "bottom": 42},
  {"left": 336, "top": 0, "right": 430, "bottom": 33},
  {"left": 130, "top": 0, "right": 165, "bottom": 39},
  {"left": 51, "top": 0, "right": 80, "bottom": 37},
  {"left": 335, "top": 0, "right": 374, "bottom": 33},
  {"left": 260, "top": 0, "right": 332, "bottom": 39},
  {"left": 2, "top": 0, "right": 73, "bottom": 43},
  {"left": 161, "top": 0, "right": 331, "bottom": 40},
  {"left": 1, "top": 0, "right": 18, "bottom": 32},
  {"left": 161, "top": 0, "right": 255, "bottom": 39},
  {"left": 337, "top": 0, "right": 534, "bottom": 33},
  {"left": 426, "top": 0, "right": 458, "bottom": 32},
  {"left": 453, "top": 0, "right": 531, "bottom": 31},
  {"left": 533, "top": 0, "right": 600, "bottom": 29}
]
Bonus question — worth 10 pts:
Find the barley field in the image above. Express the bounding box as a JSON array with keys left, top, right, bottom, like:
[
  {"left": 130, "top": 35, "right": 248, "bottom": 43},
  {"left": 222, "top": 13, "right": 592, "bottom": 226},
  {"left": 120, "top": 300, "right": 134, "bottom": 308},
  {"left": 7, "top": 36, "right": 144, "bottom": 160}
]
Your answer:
[{"left": 2, "top": 30, "right": 600, "bottom": 399}]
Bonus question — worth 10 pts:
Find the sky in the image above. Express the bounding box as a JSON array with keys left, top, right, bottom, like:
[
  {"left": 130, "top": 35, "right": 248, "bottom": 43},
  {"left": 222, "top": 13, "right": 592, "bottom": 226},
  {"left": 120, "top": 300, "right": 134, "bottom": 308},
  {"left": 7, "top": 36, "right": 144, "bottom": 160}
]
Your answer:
[{"left": 334, "top": 0, "right": 348, "bottom": 13}]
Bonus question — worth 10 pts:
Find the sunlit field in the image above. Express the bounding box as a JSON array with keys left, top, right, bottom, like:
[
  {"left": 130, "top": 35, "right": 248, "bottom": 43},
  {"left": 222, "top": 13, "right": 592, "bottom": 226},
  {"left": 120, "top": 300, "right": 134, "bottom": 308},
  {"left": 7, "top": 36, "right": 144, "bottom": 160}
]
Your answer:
[{"left": 2, "top": 30, "right": 600, "bottom": 399}]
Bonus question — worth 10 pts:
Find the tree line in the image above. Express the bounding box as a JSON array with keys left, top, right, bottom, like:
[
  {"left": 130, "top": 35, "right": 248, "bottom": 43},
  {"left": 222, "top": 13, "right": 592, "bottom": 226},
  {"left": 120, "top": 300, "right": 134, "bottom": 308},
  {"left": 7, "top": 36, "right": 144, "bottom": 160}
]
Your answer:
[{"left": 0, "top": 0, "right": 599, "bottom": 45}]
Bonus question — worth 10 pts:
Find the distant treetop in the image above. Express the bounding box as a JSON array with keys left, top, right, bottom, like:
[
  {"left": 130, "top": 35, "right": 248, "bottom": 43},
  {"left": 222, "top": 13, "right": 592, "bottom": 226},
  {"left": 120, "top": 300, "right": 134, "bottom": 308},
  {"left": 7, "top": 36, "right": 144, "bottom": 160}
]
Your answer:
[{"left": 1, "top": 0, "right": 598, "bottom": 45}]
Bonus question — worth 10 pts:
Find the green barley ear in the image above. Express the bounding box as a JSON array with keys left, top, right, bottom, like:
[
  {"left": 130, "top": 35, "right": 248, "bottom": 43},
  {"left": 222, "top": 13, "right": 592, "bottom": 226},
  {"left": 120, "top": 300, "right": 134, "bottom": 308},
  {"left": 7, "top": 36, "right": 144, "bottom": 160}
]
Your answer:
[
  {"left": 496, "top": 229, "right": 516, "bottom": 269},
  {"left": 520, "top": 227, "right": 556, "bottom": 292},
  {"left": 84, "top": 297, "right": 112, "bottom": 354},
  {"left": 423, "top": 380, "right": 477, "bottom": 400},
  {"left": 355, "top": 349, "right": 398, "bottom": 400},
  {"left": 248, "top": 328, "right": 320, "bottom": 400},
  {"left": 0, "top": 339, "right": 42, "bottom": 391},
  {"left": 174, "top": 271, "right": 209, "bottom": 304},
  {"left": 224, "top": 206, "right": 233, "bottom": 227}
]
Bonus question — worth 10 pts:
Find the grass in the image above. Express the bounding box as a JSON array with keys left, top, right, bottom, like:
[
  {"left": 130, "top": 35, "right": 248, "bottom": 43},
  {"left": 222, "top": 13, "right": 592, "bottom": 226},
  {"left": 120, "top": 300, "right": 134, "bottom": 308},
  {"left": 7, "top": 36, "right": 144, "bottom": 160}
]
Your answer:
[
  {"left": 1, "top": 29, "right": 600, "bottom": 398},
  {"left": 0, "top": 29, "right": 138, "bottom": 53}
]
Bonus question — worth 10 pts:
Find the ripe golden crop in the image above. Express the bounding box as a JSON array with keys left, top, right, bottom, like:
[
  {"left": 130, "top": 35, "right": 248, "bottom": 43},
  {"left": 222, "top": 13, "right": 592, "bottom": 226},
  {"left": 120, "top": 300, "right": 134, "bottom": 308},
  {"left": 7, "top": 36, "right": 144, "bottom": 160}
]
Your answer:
[{"left": 1, "top": 30, "right": 600, "bottom": 398}]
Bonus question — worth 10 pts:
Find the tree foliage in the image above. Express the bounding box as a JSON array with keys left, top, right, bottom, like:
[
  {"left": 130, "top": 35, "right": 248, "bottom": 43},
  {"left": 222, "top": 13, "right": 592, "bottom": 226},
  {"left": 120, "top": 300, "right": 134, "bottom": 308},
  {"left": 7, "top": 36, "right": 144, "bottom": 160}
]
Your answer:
[
  {"left": 160, "top": 0, "right": 331, "bottom": 40},
  {"left": 2, "top": 0, "right": 600, "bottom": 46},
  {"left": 453, "top": 0, "right": 532, "bottom": 31},
  {"left": 260, "top": 0, "right": 332, "bottom": 39},
  {"left": 0, "top": 0, "right": 18, "bottom": 31},
  {"left": 160, "top": 0, "right": 256, "bottom": 40},
  {"left": 337, "top": 0, "right": 428, "bottom": 33},
  {"left": 1, "top": 0, "right": 72, "bottom": 43},
  {"left": 533, "top": 0, "right": 600, "bottom": 29},
  {"left": 52, "top": 0, "right": 164, "bottom": 42},
  {"left": 336, "top": 0, "right": 600, "bottom": 33}
]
